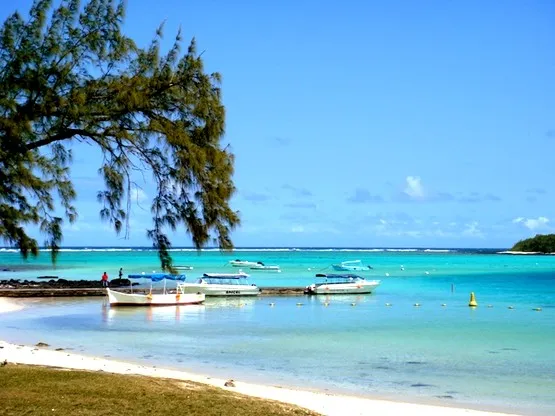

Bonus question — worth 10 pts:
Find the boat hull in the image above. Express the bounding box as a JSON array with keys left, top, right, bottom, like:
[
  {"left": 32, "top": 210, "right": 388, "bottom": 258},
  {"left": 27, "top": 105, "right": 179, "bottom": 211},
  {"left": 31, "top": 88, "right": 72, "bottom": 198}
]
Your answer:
[
  {"left": 305, "top": 281, "right": 380, "bottom": 295},
  {"left": 107, "top": 289, "right": 205, "bottom": 306},
  {"left": 249, "top": 266, "right": 281, "bottom": 272},
  {"left": 229, "top": 261, "right": 257, "bottom": 267},
  {"left": 178, "top": 283, "right": 260, "bottom": 296}
]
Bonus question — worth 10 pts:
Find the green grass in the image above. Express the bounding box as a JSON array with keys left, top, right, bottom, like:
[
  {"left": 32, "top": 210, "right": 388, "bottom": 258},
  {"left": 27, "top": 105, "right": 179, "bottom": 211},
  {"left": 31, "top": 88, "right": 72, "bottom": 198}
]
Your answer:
[{"left": 0, "top": 365, "right": 319, "bottom": 416}]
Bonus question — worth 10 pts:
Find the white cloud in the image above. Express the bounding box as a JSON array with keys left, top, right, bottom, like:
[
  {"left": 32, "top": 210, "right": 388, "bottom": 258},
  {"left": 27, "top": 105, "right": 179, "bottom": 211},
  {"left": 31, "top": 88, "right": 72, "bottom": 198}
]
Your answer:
[
  {"left": 291, "top": 225, "right": 305, "bottom": 233},
  {"left": 512, "top": 216, "right": 549, "bottom": 231},
  {"left": 132, "top": 187, "right": 148, "bottom": 203},
  {"left": 462, "top": 221, "right": 484, "bottom": 238},
  {"left": 404, "top": 176, "right": 425, "bottom": 198}
]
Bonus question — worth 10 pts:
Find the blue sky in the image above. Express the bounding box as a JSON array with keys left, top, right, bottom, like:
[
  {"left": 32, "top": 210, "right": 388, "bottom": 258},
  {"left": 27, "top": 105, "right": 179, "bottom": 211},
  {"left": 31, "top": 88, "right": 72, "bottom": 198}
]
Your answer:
[{"left": 3, "top": 0, "right": 555, "bottom": 248}]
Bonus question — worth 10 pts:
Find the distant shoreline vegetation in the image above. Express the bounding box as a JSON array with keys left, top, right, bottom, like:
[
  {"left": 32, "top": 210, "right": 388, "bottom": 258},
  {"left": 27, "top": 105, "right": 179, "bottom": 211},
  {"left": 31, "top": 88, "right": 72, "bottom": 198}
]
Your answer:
[{"left": 510, "top": 234, "right": 555, "bottom": 254}]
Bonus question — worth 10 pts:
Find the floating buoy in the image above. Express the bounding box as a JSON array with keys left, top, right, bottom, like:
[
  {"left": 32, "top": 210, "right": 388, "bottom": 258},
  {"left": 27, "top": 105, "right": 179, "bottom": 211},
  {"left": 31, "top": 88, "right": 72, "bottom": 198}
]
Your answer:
[
  {"left": 532, "top": 307, "right": 542, "bottom": 311},
  {"left": 414, "top": 303, "right": 421, "bottom": 307},
  {"left": 508, "top": 306, "right": 514, "bottom": 310},
  {"left": 385, "top": 273, "right": 390, "bottom": 277},
  {"left": 323, "top": 302, "right": 329, "bottom": 307},
  {"left": 296, "top": 303, "right": 303, "bottom": 306},
  {"left": 441, "top": 303, "right": 447, "bottom": 307},
  {"left": 385, "top": 303, "right": 392, "bottom": 307},
  {"left": 425, "top": 271, "right": 429, "bottom": 275},
  {"left": 269, "top": 303, "right": 275, "bottom": 307},
  {"left": 350, "top": 303, "right": 356, "bottom": 306},
  {"left": 468, "top": 292, "right": 477, "bottom": 307}
]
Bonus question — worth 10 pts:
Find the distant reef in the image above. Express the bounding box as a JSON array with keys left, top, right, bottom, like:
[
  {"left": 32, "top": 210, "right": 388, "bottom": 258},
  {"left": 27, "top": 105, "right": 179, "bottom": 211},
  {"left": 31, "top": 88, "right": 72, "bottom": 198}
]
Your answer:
[{"left": 510, "top": 234, "right": 555, "bottom": 254}]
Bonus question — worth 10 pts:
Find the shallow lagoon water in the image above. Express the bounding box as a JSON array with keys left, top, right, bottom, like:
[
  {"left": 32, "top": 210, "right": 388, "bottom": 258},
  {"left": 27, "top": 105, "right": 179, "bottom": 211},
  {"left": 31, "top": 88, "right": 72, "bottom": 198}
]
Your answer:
[{"left": 1, "top": 248, "right": 555, "bottom": 415}]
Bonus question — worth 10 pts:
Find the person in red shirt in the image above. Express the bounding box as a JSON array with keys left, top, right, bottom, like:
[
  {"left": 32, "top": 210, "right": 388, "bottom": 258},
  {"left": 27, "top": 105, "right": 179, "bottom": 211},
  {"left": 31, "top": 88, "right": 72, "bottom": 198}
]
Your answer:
[{"left": 101, "top": 272, "right": 109, "bottom": 287}]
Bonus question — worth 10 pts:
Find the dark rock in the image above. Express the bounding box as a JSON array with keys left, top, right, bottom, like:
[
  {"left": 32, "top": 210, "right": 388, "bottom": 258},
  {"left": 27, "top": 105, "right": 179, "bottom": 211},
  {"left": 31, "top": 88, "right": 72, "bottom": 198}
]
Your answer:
[
  {"left": 110, "top": 278, "right": 134, "bottom": 287},
  {"left": 1, "top": 359, "right": 7, "bottom": 367},
  {"left": 36, "top": 342, "right": 49, "bottom": 347}
]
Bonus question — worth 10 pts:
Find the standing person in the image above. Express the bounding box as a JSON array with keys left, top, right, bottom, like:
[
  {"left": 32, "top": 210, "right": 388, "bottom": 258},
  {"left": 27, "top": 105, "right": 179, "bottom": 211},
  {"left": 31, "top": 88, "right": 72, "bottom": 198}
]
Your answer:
[
  {"left": 101, "top": 272, "right": 109, "bottom": 287},
  {"left": 118, "top": 267, "right": 123, "bottom": 279}
]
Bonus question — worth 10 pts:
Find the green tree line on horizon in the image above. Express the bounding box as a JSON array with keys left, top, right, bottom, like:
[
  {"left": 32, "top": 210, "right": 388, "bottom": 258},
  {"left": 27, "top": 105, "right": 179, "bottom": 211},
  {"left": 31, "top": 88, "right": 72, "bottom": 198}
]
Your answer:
[
  {"left": 0, "top": 0, "right": 239, "bottom": 269},
  {"left": 511, "top": 234, "right": 555, "bottom": 253}
]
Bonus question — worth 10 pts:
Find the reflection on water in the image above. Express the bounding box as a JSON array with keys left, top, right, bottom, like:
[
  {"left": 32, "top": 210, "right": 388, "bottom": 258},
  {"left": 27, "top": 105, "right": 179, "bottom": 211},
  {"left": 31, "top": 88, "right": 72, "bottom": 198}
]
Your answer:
[
  {"left": 102, "top": 296, "right": 258, "bottom": 325},
  {"left": 204, "top": 296, "right": 257, "bottom": 310},
  {"left": 104, "top": 303, "right": 206, "bottom": 325},
  {"left": 306, "top": 294, "right": 376, "bottom": 306}
]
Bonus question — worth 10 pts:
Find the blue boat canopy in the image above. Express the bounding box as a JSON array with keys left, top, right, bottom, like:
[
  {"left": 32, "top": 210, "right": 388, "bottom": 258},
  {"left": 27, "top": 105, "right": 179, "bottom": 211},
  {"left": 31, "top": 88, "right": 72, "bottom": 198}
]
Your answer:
[
  {"left": 127, "top": 273, "right": 186, "bottom": 282},
  {"left": 202, "top": 273, "right": 248, "bottom": 279}
]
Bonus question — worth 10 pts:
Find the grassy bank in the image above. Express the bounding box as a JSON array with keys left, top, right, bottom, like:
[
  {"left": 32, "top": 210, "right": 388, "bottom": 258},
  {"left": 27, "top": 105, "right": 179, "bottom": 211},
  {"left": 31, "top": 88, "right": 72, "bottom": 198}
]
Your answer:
[{"left": 0, "top": 365, "right": 318, "bottom": 416}]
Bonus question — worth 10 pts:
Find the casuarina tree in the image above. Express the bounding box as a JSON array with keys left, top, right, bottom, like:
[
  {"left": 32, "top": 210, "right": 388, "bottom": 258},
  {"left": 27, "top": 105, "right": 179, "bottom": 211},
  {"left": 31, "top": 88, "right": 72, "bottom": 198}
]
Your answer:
[{"left": 0, "top": 0, "right": 239, "bottom": 269}]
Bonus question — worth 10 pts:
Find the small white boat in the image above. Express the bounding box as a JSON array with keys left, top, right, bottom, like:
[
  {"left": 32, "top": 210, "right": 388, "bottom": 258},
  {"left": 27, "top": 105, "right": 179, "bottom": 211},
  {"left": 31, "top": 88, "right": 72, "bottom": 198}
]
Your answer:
[
  {"left": 107, "top": 273, "right": 205, "bottom": 306},
  {"left": 304, "top": 273, "right": 380, "bottom": 295},
  {"left": 107, "top": 289, "right": 205, "bottom": 306},
  {"left": 331, "top": 260, "right": 373, "bottom": 271},
  {"left": 174, "top": 265, "right": 194, "bottom": 271},
  {"left": 229, "top": 259, "right": 259, "bottom": 267},
  {"left": 178, "top": 273, "right": 260, "bottom": 296},
  {"left": 249, "top": 261, "right": 281, "bottom": 272}
]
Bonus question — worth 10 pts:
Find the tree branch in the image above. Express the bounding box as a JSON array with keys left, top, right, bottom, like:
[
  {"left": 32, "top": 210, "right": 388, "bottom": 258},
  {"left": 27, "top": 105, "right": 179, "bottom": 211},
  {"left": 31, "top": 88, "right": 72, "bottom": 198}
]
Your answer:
[{"left": 24, "top": 128, "right": 94, "bottom": 152}]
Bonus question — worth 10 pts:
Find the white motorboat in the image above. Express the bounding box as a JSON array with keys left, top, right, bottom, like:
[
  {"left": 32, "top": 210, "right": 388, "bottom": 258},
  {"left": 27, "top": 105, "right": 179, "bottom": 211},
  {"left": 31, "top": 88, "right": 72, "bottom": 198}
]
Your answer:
[
  {"left": 304, "top": 273, "right": 380, "bottom": 295},
  {"left": 177, "top": 273, "right": 260, "bottom": 296},
  {"left": 107, "top": 273, "right": 205, "bottom": 306},
  {"left": 331, "top": 260, "right": 373, "bottom": 271},
  {"left": 249, "top": 261, "right": 281, "bottom": 272},
  {"left": 229, "top": 259, "right": 259, "bottom": 267},
  {"left": 174, "top": 265, "right": 194, "bottom": 271}
]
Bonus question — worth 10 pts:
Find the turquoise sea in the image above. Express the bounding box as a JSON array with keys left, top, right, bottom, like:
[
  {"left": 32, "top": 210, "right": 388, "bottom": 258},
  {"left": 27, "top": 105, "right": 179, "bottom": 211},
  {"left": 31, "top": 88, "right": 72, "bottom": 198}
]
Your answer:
[{"left": 1, "top": 248, "right": 555, "bottom": 415}]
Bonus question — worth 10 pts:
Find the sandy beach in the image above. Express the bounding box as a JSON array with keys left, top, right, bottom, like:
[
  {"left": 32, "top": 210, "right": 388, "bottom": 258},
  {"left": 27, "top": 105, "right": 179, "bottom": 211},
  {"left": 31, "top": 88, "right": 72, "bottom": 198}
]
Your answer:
[
  {"left": 0, "top": 297, "right": 23, "bottom": 313},
  {"left": 0, "top": 297, "right": 522, "bottom": 416}
]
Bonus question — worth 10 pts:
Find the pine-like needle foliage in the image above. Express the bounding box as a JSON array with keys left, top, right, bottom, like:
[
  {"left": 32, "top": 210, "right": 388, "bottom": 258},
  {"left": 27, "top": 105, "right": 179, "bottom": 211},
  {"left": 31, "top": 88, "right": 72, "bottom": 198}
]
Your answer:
[{"left": 0, "top": 0, "right": 239, "bottom": 269}]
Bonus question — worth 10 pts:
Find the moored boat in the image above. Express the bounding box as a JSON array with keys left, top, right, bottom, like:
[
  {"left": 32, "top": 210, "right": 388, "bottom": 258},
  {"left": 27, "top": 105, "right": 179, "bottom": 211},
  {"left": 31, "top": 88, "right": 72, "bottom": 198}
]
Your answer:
[
  {"left": 331, "top": 260, "right": 373, "bottom": 271},
  {"left": 249, "top": 261, "right": 281, "bottom": 272},
  {"left": 229, "top": 259, "right": 259, "bottom": 267},
  {"left": 174, "top": 265, "right": 194, "bottom": 271},
  {"left": 177, "top": 273, "right": 260, "bottom": 296},
  {"left": 107, "top": 273, "right": 205, "bottom": 306},
  {"left": 304, "top": 273, "right": 380, "bottom": 295}
]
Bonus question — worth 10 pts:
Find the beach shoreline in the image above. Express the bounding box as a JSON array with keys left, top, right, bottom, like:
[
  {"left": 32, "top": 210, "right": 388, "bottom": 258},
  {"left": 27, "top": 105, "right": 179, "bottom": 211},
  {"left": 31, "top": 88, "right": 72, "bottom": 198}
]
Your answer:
[
  {"left": 0, "top": 339, "right": 523, "bottom": 416},
  {"left": 0, "top": 298, "right": 525, "bottom": 416},
  {"left": 0, "top": 297, "right": 23, "bottom": 313}
]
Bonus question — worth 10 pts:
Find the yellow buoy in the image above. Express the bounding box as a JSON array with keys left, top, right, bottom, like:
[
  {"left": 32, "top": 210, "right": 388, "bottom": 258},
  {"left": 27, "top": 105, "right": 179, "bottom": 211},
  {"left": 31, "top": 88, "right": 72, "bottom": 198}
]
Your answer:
[{"left": 468, "top": 292, "right": 477, "bottom": 307}]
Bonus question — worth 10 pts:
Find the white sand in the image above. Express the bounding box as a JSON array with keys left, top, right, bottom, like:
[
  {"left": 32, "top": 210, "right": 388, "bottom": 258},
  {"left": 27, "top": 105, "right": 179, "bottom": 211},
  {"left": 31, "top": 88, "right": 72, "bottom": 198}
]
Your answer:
[
  {"left": 0, "top": 337, "right": 521, "bottom": 416},
  {"left": 0, "top": 297, "right": 23, "bottom": 313}
]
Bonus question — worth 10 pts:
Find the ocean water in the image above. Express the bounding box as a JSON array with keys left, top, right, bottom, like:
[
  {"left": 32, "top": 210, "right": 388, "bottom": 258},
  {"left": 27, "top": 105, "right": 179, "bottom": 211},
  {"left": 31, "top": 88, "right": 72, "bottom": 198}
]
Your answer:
[{"left": 1, "top": 248, "right": 555, "bottom": 415}]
